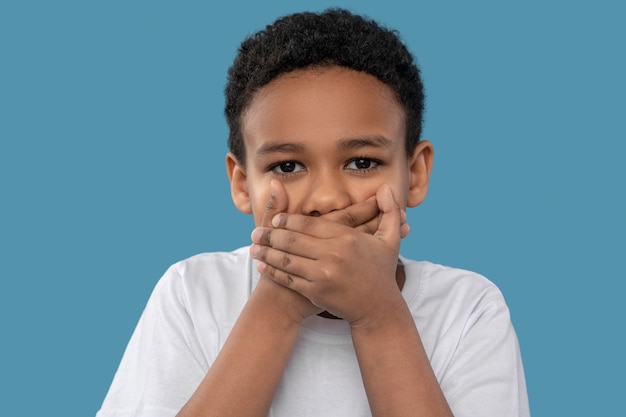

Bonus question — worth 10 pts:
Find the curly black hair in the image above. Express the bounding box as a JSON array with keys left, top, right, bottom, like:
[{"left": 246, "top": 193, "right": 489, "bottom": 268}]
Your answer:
[{"left": 225, "top": 8, "right": 425, "bottom": 163}]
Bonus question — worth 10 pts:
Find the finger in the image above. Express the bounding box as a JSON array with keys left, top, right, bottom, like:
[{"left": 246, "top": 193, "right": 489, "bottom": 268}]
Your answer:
[
  {"left": 253, "top": 243, "right": 315, "bottom": 284},
  {"left": 252, "top": 180, "right": 289, "bottom": 259},
  {"left": 251, "top": 227, "right": 320, "bottom": 260},
  {"left": 271, "top": 212, "right": 351, "bottom": 239},
  {"left": 400, "top": 220, "right": 411, "bottom": 239},
  {"left": 400, "top": 210, "right": 410, "bottom": 239},
  {"left": 354, "top": 216, "right": 378, "bottom": 235},
  {"left": 256, "top": 261, "right": 321, "bottom": 307},
  {"left": 320, "top": 196, "right": 379, "bottom": 228},
  {"left": 353, "top": 208, "right": 409, "bottom": 237},
  {"left": 260, "top": 180, "right": 288, "bottom": 229},
  {"left": 374, "top": 184, "right": 402, "bottom": 245}
]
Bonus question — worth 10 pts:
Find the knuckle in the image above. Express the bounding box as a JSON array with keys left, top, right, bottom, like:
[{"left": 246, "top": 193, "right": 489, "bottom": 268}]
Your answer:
[
  {"left": 275, "top": 213, "right": 287, "bottom": 228},
  {"left": 319, "top": 265, "right": 333, "bottom": 281},
  {"left": 274, "top": 270, "right": 294, "bottom": 288},
  {"left": 281, "top": 253, "right": 291, "bottom": 268},
  {"left": 257, "top": 247, "right": 268, "bottom": 261},
  {"left": 342, "top": 233, "right": 359, "bottom": 246},
  {"left": 265, "top": 195, "right": 277, "bottom": 211},
  {"left": 264, "top": 264, "right": 276, "bottom": 278},
  {"left": 328, "top": 250, "right": 344, "bottom": 266},
  {"left": 342, "top": 212, "right": 358, "bottom": 227}
]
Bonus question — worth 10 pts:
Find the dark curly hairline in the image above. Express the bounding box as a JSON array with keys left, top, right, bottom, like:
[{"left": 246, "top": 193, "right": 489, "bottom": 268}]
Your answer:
[{"left": 225, "top": 8, "right": 425, "bottom": 164}]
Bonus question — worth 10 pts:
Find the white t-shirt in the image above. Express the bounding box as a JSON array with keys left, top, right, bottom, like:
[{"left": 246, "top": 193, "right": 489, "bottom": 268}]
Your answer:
[{"left": 96, "top": 247, "right": 529, "bottom": 417}]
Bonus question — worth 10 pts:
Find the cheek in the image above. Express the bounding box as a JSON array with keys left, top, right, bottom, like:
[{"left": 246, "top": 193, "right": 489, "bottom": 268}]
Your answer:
[
  {"left": 247, "top": 186, "right": 271, "bottom": 226},
  {"left": 345, "top": 170, "right": 401, "bottom": 199},
  {"left": 390, "top": 185, "right": 409, "bottom": 207},
  {"left": 351, "top": 185, "right": 379, "bottom": 202},
  {"left": 390, "top": 176, "right": 410, "bottom": 206},
  {"left": 373, "top": 169, "right": 410, "bottom": 206},
  {"left": 280, "top": 182, "right": 313, "bottom": 212}
]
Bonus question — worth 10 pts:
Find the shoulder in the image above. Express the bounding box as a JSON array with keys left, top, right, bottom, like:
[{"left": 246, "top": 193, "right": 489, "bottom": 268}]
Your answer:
[
  {"left": 401, "top": 260, "right": 529, "bottom": 415},
  {"left": 167, "top": 246, "right": 251, "bottom": 281},
  {"left": 400, "top": 258, "right": 514, "bottom": 344},
  {"left": 158, "top": 246, "right": 251, "bottom": 285},
  {"left": 148, "top": 246, "right": 254, "bottom": 316},
  {"left": 402, "top": 258, "right": 505, "bottom": 308}
]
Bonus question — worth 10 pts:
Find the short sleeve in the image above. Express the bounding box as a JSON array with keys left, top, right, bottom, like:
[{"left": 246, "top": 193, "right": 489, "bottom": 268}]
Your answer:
[
  {"left": 441, "top": 287, "right": 530, "bottom": 417},
  {"left": 96, "top": 265, "right": 209, "bottom": 417}
]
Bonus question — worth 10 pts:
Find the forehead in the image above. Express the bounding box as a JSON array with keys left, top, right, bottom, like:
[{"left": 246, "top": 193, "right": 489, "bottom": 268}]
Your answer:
[{"left": 241, "top": 66, "right": 406, "bottom": 154}]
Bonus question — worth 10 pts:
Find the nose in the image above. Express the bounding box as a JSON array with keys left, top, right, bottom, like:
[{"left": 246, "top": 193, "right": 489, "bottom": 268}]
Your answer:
[{"left": 301, "top": 171, "right": 352, "bottom": 216}]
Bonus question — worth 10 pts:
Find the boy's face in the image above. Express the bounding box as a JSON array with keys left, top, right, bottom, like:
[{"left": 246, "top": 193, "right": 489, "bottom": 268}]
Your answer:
[{"left": 227, "top": 66, "right": 433, "bottom": 225}]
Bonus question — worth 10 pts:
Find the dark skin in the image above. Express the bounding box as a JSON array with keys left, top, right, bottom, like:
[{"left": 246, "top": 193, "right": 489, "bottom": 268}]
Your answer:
[
  {"left": 178, "top": 66, "right": 451, "bottom": 417},
  {"left": 177, "top": 181, "right": 405, "bottom": 417},
  {"left": 310, "top": 193, "right": 408, "bottom": 320}
]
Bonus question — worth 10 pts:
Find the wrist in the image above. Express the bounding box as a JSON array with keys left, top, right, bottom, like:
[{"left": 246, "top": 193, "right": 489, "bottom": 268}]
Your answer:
[
  {"left": 348, "top": 297, "right": 412, "bottom": 334},
  {"left": 251, "top": 277, "right": 312, "bottom": 327}
]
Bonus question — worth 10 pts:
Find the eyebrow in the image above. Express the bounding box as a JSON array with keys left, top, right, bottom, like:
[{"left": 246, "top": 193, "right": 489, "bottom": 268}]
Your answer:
[
  {"left": 256, "top": 142, "right": 306, "bottom": 155},
  {"left": 256, "top": 135, "right": 394, "bottom": 156},
  {"left": 337, "top": 135, "right": 394, "bottom": 151}
]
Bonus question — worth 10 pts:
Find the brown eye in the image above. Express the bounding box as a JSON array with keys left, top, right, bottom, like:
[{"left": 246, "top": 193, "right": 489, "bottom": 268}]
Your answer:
[
  {"left": 279, "top": 162, "right": 296, "bottom": 172},
  {"left": 346, "top": 158, "right": 379, "bottom": 170},
  {"left": 355, "top": 159, "right": 371, "bottom": 169},
  {"left": 271, "top": 161, "right": 304, "bottom": 174}
]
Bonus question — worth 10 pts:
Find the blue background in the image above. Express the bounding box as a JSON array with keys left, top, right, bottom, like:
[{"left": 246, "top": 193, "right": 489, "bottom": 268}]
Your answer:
[{"left": 1, "top": 1, "right": 624, "bottom": 415}]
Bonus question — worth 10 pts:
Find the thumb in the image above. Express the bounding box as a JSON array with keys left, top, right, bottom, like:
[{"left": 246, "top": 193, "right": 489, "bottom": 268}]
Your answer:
[
  {"left": 260, "top": 180, "right": 289, "bottom": 228},
  {"left": 374, "top": 184, "right": 402, "bottom": 245}
]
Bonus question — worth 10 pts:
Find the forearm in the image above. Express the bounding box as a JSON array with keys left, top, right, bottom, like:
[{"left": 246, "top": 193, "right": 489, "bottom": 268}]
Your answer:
[
  {"left": 351, "top": 303, "right": 453, "bottom": 417},
  {"left": 177, "top": 280, "right": 301, "bottom": 417}
]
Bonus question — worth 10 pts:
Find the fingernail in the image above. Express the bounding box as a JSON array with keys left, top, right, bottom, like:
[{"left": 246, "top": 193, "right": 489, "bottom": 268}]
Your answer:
[
  {"left": 250, "top": 228, "right": 262, "bottom": 243},
  {"left": 250, "top": 243, "right": 260, "bottom": 257},
  {"left": 272, "top": 214, "right": 281, "bottom": 227},
  {"left": 270, "top": 180, "right": 277, "bottom": 197}
]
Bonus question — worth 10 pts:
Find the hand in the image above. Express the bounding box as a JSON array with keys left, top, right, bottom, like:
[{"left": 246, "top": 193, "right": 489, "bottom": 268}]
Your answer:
[
  {"left": 250, "top": 180, "right": 323, "bottom": 323},
  {"left": 250, "top": 183, "right": 406, "bottom": 325},
  {"left": 320, "top": 196, "right": 410, "bottom": 239}
]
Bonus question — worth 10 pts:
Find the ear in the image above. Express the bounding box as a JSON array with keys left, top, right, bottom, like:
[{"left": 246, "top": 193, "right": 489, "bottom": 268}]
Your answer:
[
  {"left": 226, "top": 152, "right": 252, "bottom": 214},
  {"left": 407, "top": 140, "right": 434, "bottom": 208}
]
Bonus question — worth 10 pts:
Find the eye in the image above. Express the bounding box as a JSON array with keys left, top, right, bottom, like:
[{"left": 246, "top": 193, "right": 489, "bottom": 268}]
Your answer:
[
  {"left": 271, "top": 161, "right": 305, "bottom": 174},
  {"left": 346, "top": 158, "right": 380, "bottom": 171}
]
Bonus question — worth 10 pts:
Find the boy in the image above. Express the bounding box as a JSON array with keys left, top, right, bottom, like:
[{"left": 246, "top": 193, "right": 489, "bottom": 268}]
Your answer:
[{"left": 97, "top": 9, "right": 529, "bottom": 417}]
